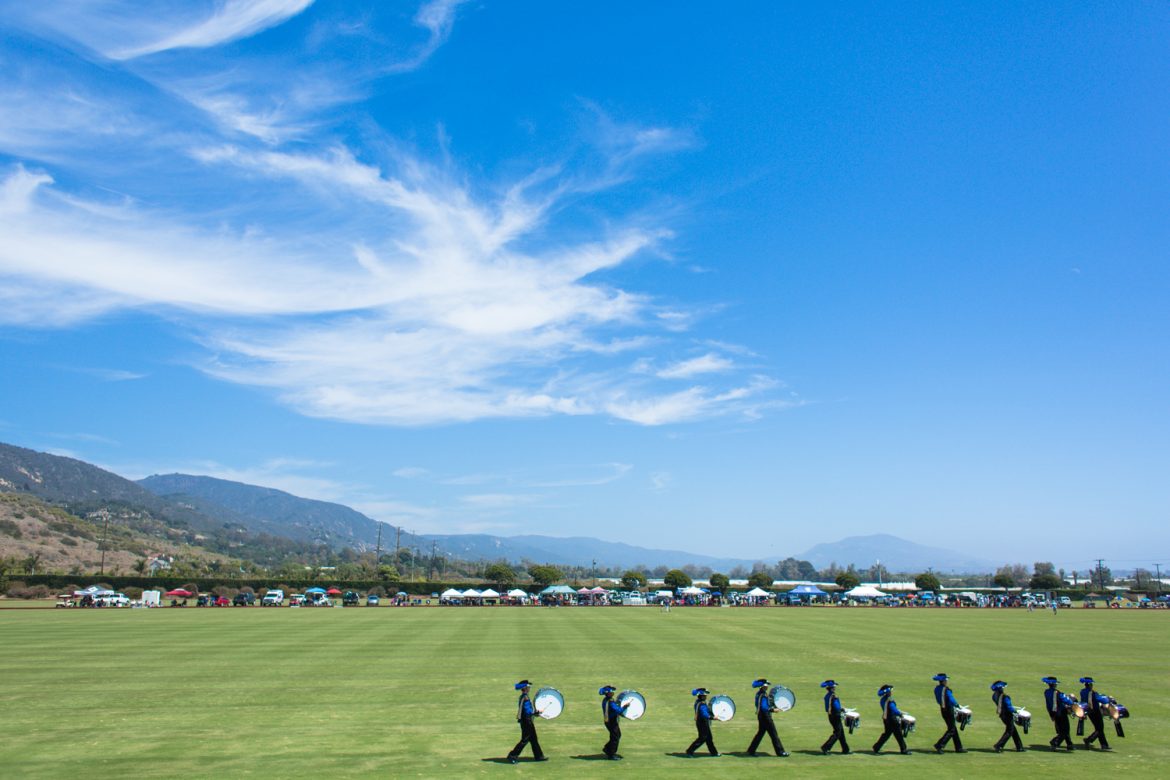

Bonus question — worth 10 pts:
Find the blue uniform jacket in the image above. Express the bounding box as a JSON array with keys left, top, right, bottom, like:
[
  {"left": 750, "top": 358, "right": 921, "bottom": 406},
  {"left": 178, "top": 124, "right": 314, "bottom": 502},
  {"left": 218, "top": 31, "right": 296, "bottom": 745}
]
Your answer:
[
  {"left": 880, "top": 693, "right": 902, "bottom": 721},
  {"left": 603, "top": 698, "right": 623, "bottom": 723},
  {"left": 517, "top": 693, "right": 534, "bottom": 720},
  {"left": 993, "top": 691, "right": 1016, "bottom": 719},
  {"left": 1044, "top": 687, "right": 1067, "bottom": 716},
  {"left": 934, "top": 685, "right": 958, "bottom": 709},
  {"left": 825, "top": 692, "right": 843, "bottom": 714},
  {"left": 1080, "top": 687, "right": 1108, "bottom": 713},
  {"left": 755, "top": 688, "right": 772, "bottom": 715},
  {"left": 694, "top": 701, "right": 712, "bottom": 721}
]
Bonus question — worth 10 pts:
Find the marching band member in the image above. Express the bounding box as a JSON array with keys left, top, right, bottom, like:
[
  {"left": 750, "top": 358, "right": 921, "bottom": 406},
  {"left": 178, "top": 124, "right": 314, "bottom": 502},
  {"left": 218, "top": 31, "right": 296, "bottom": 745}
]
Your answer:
[
  {"left": 507, "top": 680, "right": 547, "bottom": 764},
  {"left": 1079, "top": 677, "right": 1113, "bottom": 751},
  {"left": 991, "top": 680, "right": 1026, "bottom": 753},
  {"left": 932, "top": 673, "right": 966, "bottom": 753},
  {"left": 820, "top": 680, "right": 851, "bottom": 754},
  {"left": 746, "top": 679, "right": 789, "bottom": 757},
  {"left": 872, "top": 684, "right": 912, "bottom": 755},
  {"left": 685, "top": 688, "right": 720, "bottom": 757},
  {"left": 1043, "top": 676, "right": 1074, "bottom": 751},
  {"left": 599, "top": 685, "right": 629, "bottom": 760}
]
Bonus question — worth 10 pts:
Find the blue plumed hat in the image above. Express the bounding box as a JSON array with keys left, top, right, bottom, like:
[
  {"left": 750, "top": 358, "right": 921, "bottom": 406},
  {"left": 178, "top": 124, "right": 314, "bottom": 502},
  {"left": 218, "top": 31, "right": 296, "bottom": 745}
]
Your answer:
[
  {"left": 821, "top": 680, "right": 837, "bottom": 688},
  {"left": 514, "top": 680, "right": 531, "bottom": 690},
  {"left": 1079, "top": 677, "right": 1095, "bottom": 685},
  {"left": 1042, "top": 676, "right": 1059, "bottom": 685},
  {"left": 990, "top": 680, "right": 1007, "bottom": 691},
  {"left": 692, "top": 687, "right": 709, "bottom": 697},
  {"left": 877, "top": 684, "right": 893, "bottom": 696},
  {"left": 599, "top": 685, "right": 615, "bottom": 695},
  {"left": 752, "top": 679, "right": 769, "bottom": 688},
  {"left": 932, "top": 673, "right": 949, "bottom": 682}
]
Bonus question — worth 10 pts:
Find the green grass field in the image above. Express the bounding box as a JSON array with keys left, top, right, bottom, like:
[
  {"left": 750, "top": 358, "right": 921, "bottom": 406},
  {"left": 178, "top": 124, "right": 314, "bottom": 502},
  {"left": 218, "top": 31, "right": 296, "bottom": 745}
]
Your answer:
[{"left": 0, "top": 605, "right": 1164, "bottom": 778}]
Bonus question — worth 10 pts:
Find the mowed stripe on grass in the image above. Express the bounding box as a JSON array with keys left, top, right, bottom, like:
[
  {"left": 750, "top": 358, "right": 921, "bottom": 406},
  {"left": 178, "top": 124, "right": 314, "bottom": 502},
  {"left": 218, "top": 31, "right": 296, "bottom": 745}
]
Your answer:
[{"left": 0, "top": 606, "right": 1165, "bottom": 778}]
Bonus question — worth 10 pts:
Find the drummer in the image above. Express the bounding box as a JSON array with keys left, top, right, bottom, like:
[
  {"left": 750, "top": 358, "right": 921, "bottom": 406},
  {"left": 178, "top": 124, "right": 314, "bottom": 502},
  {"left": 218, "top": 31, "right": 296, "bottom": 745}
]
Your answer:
[
  {"left": 1043, "top": 676, "right": 1074, "bottom": 751},
  {"left": 931, "top": 673, "right": 966, "bottom": 753},
  {"left": 746, "top": 679, "right": 789, "bottom": 757},
  {"left": 820, "top": 680, "right": 851, "bottom": 755},
  {"left": 872, "top": 684, "right": 912, "bottom": 755},
  {"left": 685, "top": 688, "right": 720, "bottom": 757},
  {"left": 991, "top": 680, "right": 1026, "bottom": 753},
  {"left": 506, "top": 680, "right": 548, "bottom": 764},
  {"left": 599, "top": 686, "right": 630, "bottom": 760},
  {"left": 1079, "top": 677, "right": 1113, "bottom": 751}
]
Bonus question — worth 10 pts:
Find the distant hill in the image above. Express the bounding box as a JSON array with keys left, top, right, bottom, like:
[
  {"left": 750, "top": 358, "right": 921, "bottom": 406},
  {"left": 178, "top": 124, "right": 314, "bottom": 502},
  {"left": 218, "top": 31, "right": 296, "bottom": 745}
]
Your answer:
[
  {"left": 424, "top": 533, "right": 760, "bottom": 571},
  {"left": 800, "top": 534, "right": 993, "bottom": 574},
  {"left": 139, "top": 473, "right": 412, "bottom": 552}
]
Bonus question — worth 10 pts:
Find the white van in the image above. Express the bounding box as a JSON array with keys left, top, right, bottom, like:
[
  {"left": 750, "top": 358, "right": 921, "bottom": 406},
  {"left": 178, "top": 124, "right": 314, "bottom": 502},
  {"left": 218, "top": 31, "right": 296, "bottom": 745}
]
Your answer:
[{"left": 261, "top": 589, "right": 285, "bottom": 606}]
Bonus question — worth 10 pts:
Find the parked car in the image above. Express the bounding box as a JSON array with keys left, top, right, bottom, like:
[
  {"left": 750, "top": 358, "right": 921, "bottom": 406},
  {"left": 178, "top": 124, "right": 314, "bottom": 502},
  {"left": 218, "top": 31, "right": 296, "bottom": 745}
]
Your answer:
[
  {"left": 232, "top": 592, "right": 255, "bottom": 606},
  {"left": 366, "top": 594, "right": 380, "bottom": 606},
  {"left": 1058, "top": 596, "right": 1072, "bottom": 608},
  {"left": 343, "top": 591, "right": 360, "bottom": 606},
  {"left": 289, "top": 593, "right": 306, "bottom": 606},
  {"left": 261, "top": 589, "right": 285, "bottom": 607}
]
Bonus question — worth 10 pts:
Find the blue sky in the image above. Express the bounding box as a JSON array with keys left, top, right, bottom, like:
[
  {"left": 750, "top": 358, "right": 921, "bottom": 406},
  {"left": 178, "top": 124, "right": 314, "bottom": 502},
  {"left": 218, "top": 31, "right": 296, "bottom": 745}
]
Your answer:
[{"left": 1, "top": 1, "right": 1167, "bottom": 571}]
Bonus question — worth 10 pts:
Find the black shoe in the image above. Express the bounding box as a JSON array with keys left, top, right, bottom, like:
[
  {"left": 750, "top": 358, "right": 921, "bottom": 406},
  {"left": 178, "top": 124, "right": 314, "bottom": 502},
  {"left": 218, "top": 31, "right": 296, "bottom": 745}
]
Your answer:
[
  {"left": 993, "top": 747, "right": 1004, "bottom": 753},
  {"left": 608, "top": 755, "right": 622, "bottom": 761},
  {"left": 779, "top": 752, "right": 790, "bottom": 757},
  {"left": 711, "top": 753, "right": 721, "bottom": 757},
  {"left": 746, "top": 751, "right": 758, "bottom": 757},
  {"left": 534, "top": 756, "right": 548, "bottom": 762},
  {"left": 842, "top": 749, "right": 852, "bottom": 755},
  {"left": 956, "top": 748, "right": 968, "bottom": 753},
  {"left": 934, "top": 744, "right": 944, "bottom": 754},
  {"left": 685, "top": 752, "right": 695, "bottom": 757},
  {"left": 1101, "top": 746, "right": 1113, "bottom": 752},
  {"left": 1016, "top": 748, "right": 1028, "bottom": 752},
  {"left": 821, "top": 749, "right": 830, "bottom": 755},
  {"left": 507, "top": 757, "right": 518, "bottom": 764},
  {"left": 901, "top": 750, "right": 913, "bottom": 755}
]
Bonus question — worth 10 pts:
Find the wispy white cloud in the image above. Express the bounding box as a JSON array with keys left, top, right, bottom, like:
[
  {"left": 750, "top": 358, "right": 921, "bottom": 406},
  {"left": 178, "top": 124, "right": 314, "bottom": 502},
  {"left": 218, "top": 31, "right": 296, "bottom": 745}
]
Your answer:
[
  {"left": 653, "top": 352, "right": 736, "bottom": 379},
  {"left": 460, "top": 493, "right": 542, "bottom": 509},
  {"left": 650, "top": 471, "right": 672, "bottom": 491},
  {"left": 112, "top": 0, "right": 316, "bottom": 60},
  {"left": 386, "top": 0, "right": 468, "bottom": 74},
  {"left": 393, "top": 466, "right": 431, "bottom": 480}
]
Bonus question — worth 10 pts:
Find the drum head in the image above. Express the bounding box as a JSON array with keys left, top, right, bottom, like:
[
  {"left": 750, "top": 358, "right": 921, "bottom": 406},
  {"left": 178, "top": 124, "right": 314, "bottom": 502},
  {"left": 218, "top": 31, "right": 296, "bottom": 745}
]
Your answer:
[
  {"left": 618, "top": 690, "right": 646, "bottom": 720},
  {"left": 534, "top": 687, "right": 564, "bottom": 719},
  {"left": 710, "top": 694, "right": 736, "bottom": 722},
  {"left": 770, "top": 686, "right": 796, "bottom": 712}
]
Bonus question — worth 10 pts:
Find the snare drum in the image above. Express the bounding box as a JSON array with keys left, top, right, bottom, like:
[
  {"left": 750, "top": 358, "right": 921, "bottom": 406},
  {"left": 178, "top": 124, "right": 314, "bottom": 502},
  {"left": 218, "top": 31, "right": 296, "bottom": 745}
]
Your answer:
[
  {"left": 1106, "top": 701, "right": 1129, "bottom": 720},
  {"left": 900, "top": 713, "right": 916, "bottom": 736},
  {"left": 1015, "top": 708, "right": 1031, "bottom": 734},
  {"left": 770, "top": 685, "right": 797, "bottom": 712},
  {"left": 844, "top": 710, "right": 861, "bottom": 733},
  {"left": 710, "top": 694, "right": 736, "bottom": 722},
  {"left": 1068, "top": 701, "right": 1085, "bottom": 719},
  {"left": 534, "top": 687, "right": 564, "bottom": 719},
  {"left": 955, "top": 705, "right": 973, "bottom": 730},
  {"left": 618, "top": 689, "right": 646, "bottom": 720}
]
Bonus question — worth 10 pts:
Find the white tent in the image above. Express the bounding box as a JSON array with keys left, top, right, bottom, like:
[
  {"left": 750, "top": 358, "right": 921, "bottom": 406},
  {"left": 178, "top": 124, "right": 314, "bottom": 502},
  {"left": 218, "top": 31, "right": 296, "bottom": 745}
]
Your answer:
[
  {"left": 440, "top": 588, "right": 463, "bottom": 599},
  {"left": 480, "top": 588, "right": 500, "bottom": 598},
  {"left": 506, "top": 589, "right": 528, "bottom": 598},
  {"left": 461, "top": 589, "right": 482, "bottom": 598},
  {"left": 745, "top": 587, "right": 770, "bottom": 598},
  {"left": 680, "top": 586, "right": 704, "bottom": 595},
  {"left": 845, "top": 585, "right": 889, "bottom": 599}
]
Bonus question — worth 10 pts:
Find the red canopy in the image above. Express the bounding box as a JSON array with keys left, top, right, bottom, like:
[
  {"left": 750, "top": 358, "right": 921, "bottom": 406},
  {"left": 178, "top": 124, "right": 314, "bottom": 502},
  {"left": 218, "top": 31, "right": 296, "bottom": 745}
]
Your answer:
[
  {"left": 165, "top": 588, "right": 193, "bottom": 597},
  {"left": 326, "top": 587, "right": 343, "bottom": 595}
]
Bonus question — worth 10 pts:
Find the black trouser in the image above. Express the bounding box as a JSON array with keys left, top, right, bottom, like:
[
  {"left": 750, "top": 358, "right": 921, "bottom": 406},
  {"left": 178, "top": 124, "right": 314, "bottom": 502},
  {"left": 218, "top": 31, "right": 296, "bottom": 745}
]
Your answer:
[
  {"left": 603, "top": 719, "right": 621, "bottom": 757},
  {"left": 686, "top": 719, "right": 718, "bottom": 755},
  {"left": 509, "top": 717, "right": 544, "bottom": 760},
  {"left": 935, "top": 707, "right": 963, "bottom": 751},
  {"left": 1085, "top": 711, "right": 1111, "bottom": 748},
  {"left": 994, "top": 714, "right": 1023, "bottom": 751},
  {"left": 748, "top": 712, "right": 785, "bottom": 755},
  {"left": 1050, "top": 712, "right": 1073, "bottom": 748},
  {"left": 874, "top": 717, "right": 908, "bottom": 753},
  {"left": 822, "top": 713, "right": 850, "bottom": 753}
]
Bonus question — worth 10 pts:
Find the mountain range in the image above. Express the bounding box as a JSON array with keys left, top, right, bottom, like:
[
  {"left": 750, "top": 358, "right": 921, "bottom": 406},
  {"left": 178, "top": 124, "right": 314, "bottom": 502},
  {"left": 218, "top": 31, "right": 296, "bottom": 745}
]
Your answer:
[{"left": 2, "top": 441, "right": 995, "bottom": 573}]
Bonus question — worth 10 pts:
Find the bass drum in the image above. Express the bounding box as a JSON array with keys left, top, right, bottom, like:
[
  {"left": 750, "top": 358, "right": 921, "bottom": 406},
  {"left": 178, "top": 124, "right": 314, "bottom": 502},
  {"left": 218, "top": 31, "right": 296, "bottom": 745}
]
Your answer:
[
  {"left": 955, "top": 705, "right": 973, "bottom": 730},
  {"left": 844, "top": 710, "right": 862, "bottom": 733},
  {"left": 618, "top": 690, "right": 646, "bottom": 720},
  {"left": 1014, "top": 708, "right": 1031, "bottom": 734},
  {"left": 770, "top": 685, "right": 797, "bottom": 712},
  {"left": 533, "top": 687, "right": 564, "bottom": 719},
  {"left": 710, "top": 694, "right": 736, "bottom": 722}
]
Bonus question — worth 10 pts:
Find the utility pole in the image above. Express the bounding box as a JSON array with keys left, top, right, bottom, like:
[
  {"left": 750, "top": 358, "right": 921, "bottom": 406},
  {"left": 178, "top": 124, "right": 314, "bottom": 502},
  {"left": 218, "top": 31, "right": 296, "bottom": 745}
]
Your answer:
[
  {"left": 1095, "top": 559, "right": 1106, "bottom": 592},
  {"left": 395, "top": 526, "right": 402, "bottom": 559},
  {"left": 1155, "top": 563, "right": 1162, "bottom": 596},
  {"left": 98, "top": 512, "right": 110, "bottom": 577},
  {"left": 430, "top": 540, "right": 437, "bottom": 581},
  {"left": 375, "top": 523, "right": 383, "bottom": 563}
]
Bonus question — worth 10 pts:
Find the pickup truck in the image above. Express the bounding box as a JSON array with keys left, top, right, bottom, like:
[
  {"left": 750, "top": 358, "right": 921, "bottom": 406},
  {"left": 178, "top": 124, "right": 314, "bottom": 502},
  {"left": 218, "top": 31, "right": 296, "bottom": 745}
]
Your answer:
[{"left": 261, "top": 589, "right": 284, "bottom": 607}]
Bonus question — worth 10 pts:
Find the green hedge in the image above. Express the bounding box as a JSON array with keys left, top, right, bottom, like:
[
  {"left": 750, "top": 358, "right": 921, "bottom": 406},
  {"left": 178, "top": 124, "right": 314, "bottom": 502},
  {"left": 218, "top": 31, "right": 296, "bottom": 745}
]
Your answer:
[{"left": 8, "top": 573, "right": 494, "bottom": 596}]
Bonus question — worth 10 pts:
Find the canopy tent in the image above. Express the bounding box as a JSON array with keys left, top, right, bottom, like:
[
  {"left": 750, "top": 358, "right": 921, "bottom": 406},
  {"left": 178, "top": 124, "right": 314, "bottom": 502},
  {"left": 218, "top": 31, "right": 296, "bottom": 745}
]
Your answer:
[
  {"left": 679, "top": 586, "right": 704, "bottom": 595},
  {"left": 440, "top": 588, "right": 463, "bottom": 599},
  {"left": 587, "top": 586, "right": 608, "bottom": 594},
  {"left": 506, "top": 589, "right": 528, "bottom": 598},
  {"left": 325, "top": 587, "right": 343, "bottom": 595},
  {"left": 655, "top": 590, "right": 674, "bottom": 599},
  {"left": 164, "top": 588, "right": 193, "bottom": 598},
  {"left": 305, "top": 587, "right": 327, "bottom": 594},
  {"left": 845, "top": 585, "right": 889, "bottom": 599},
  {"left": 480, "top": 588, "right": 501, "bottom": 598},
  {"left": 577, "top": 587, "right": 592, "bottom": 594},
  {"left": 744, "top": 587, "right": 770, "bottom": 598},
  {"left": 539, "top": 585, "right": 577, "bottom": 595},
  {"left": 461, "top": 589, "right": 483, "bottom": 598},
  {"left": 75, "top": 586, "right": 115, "bottom": 597},
  {"left": 788, "top": 584, "right": 829, "bottom": 596}
]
